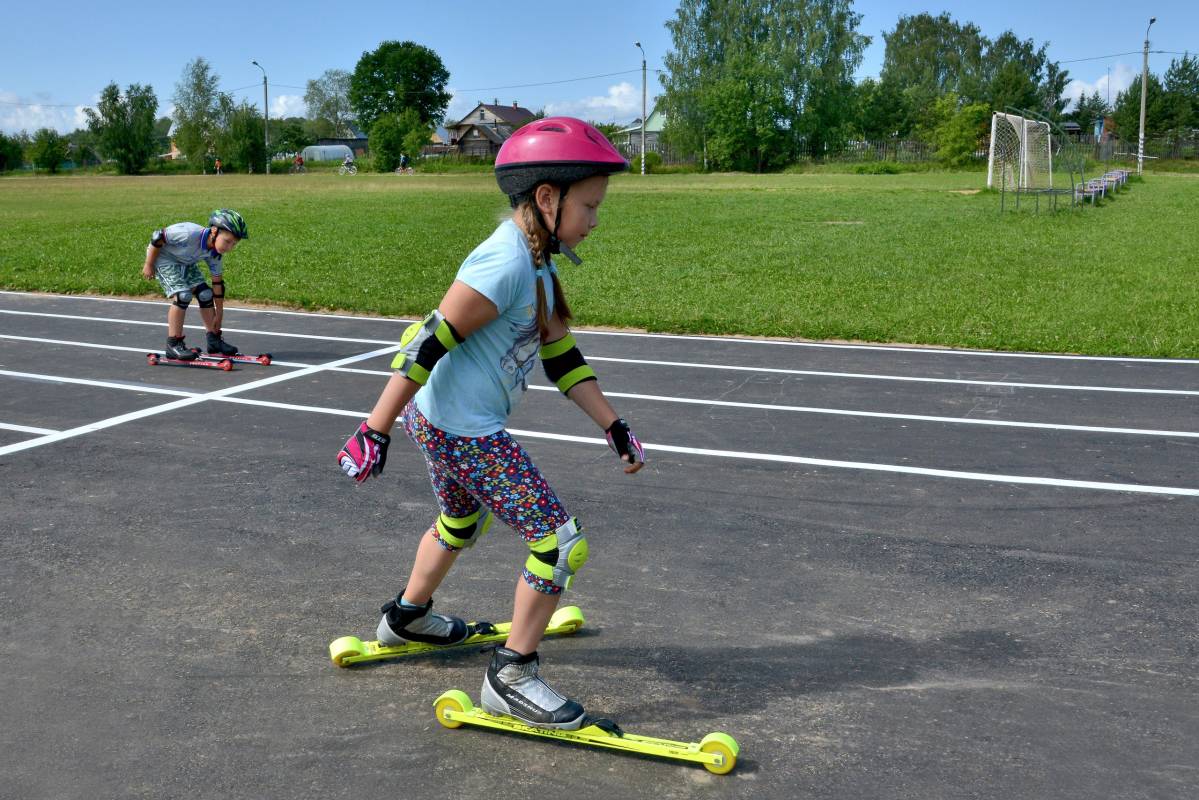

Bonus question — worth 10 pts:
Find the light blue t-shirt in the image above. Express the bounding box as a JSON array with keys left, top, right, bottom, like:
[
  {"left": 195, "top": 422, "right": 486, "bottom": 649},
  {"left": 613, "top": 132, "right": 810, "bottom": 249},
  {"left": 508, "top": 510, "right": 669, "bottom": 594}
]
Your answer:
[
  {"left": 415, "top": 220, "right": 555, "bottom": 437},
  {"left": 154, "top": 222, "right": 224, "bottom": 277}
]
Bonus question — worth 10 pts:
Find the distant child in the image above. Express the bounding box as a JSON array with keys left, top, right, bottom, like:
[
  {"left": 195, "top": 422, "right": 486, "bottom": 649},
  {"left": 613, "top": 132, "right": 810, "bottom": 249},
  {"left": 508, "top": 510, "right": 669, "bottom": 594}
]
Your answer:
[
  {"left": 141, "top": 209, "right": 248, "bottom": 360},
  {"left": 214, "top": 157, "right": 223, "bottom": 175},
  {"left": 338, "top": 118, "right": 641, "bottom": 729}
]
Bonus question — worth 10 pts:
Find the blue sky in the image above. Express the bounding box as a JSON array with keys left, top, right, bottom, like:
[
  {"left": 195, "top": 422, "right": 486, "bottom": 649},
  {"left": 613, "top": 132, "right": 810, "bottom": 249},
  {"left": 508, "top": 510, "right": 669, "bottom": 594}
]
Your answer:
[{"left": 2, "top": 1, "right": 1195, "bottom": 134}]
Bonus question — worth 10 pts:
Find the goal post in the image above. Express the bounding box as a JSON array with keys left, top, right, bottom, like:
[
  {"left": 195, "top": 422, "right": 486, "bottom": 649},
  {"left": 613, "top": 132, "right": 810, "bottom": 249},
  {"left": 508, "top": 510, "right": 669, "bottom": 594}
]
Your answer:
[{"left": 987, "top": 112, "right": 1053, "bottom": 191}]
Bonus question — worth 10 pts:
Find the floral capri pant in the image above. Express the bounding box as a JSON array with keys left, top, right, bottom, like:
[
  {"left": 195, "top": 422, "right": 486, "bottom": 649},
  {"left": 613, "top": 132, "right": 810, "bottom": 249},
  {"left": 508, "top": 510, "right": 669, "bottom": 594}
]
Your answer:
[{"left": 401, "top": 402, "right": 570, "bottom": 595}]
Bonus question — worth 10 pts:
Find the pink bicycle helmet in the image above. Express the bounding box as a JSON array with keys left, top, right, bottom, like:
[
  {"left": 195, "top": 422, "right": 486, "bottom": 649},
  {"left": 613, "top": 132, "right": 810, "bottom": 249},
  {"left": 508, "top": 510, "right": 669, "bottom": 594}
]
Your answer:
[{"left": 495, "top": 116, "right": 629, "bottom": 198}]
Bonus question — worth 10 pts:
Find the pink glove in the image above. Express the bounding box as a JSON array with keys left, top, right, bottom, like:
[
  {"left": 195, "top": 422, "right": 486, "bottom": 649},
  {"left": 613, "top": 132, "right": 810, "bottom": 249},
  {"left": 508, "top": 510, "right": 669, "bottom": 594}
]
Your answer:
[
  {"left": 338, "top": 421, "right": 391, "bottom": 483},
  {"left": 604, "top": 418, "right": 645, "bottom": 466}
]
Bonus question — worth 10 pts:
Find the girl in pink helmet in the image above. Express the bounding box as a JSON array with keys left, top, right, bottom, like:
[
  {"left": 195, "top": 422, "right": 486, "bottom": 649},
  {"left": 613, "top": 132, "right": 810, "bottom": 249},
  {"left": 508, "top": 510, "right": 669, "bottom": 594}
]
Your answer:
[{"left": 338, "top": 117, "right": 644, "bottom": 729}]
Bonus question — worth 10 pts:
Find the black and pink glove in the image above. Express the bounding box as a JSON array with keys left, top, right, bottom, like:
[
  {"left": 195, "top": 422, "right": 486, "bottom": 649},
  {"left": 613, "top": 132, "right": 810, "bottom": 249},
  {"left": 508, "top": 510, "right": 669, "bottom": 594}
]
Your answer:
[
  {"left": 604, "top": 418, "right": 645, "bottom": 467},
  {"left": 338, "top": 421, "right": 390, "bottom": 483}
]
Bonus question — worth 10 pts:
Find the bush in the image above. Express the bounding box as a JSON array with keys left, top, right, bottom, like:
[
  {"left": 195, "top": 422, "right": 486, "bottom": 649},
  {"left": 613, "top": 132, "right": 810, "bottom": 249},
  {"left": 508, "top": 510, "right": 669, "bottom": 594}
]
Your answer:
[{"left": 30, "top": 128, "right": 69, "bottom": 173}]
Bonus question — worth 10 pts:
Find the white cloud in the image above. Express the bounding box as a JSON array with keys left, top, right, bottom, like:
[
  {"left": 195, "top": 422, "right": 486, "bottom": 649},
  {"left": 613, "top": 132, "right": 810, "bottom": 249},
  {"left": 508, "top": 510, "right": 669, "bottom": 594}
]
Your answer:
[
  {"left": 1063, "top": 62, "right": 1137, "bottom": 111},
  {"left": 544, "top": 82, "right": 647, "bottom": 124},
  {"left": 271, "top": 94, "right": 306, "bottom": 119},
  {"left": 0, "top": 89, "right": 93, "bottom": 134}
]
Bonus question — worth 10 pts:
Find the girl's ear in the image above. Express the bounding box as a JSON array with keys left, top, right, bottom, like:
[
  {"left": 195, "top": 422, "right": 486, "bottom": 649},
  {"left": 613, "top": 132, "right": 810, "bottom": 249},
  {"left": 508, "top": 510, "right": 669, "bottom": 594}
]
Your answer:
[{"left": 534, "top": 183, "right": 559, "bottom": 219}]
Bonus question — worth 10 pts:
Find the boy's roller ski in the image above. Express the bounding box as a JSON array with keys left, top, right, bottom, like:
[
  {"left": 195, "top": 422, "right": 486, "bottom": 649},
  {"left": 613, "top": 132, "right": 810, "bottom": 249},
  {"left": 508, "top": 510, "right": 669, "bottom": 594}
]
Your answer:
[
  {"left": 328, "top": 605, "right": 584, "bottom": 667},
  {"left": 146, "top": 352, "right": 233, "bottom": 371},
  {"left": 190, "top": 348, "right": 272, "bottom": 366},
  {"left": 433, "top": 690, "right": 739, "bottom": 775}
]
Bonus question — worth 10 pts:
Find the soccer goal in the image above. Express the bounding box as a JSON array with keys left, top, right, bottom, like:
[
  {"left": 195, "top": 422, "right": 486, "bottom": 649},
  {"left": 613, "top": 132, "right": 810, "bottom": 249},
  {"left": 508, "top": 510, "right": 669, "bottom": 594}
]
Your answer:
[{"left": 987, "top": 112, "right": 1053, "bottom": 191}]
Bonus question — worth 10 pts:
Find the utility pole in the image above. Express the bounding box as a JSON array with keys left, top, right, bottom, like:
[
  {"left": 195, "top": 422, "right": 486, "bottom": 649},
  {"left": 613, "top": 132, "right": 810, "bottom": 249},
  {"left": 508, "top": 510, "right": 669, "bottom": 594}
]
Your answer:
[
  {"left": 635, "top": 41, "right": 647, "bottom": 176},
  {"left": 1137, "top": 17, "right": 1156, "bottom": 175},
  {"left": 252, "top": 60, "right": 270, "bottom": 174}
]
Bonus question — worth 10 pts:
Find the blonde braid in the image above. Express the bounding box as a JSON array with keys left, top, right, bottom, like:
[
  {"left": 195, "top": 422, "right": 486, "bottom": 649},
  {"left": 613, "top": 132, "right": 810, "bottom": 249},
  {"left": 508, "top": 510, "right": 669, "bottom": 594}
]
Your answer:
[{"left": 517, "top": 201, "right": 573, "bottom": 340}]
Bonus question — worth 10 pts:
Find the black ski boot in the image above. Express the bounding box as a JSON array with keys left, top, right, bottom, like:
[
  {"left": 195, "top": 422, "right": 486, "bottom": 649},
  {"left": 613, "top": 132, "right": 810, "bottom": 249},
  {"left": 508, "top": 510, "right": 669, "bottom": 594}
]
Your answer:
[
  {"left": 206, "top": 330, "right": 238, "bottom": 356},
  {"left": 377, "top": 593, "right": 469, "bottom": 647},
  {"left": 481, "top": 646, "right": 586, "bottom": 729},
  {"left": 165, "top": 336, "right": 197, "bottom": 360}
]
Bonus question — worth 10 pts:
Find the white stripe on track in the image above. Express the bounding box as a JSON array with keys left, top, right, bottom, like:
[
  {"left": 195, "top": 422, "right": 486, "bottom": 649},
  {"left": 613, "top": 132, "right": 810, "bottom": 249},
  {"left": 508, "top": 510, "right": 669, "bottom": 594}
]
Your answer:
[
  {"left": 0, "top": 345, "right": 400, "bottom": 457},
  {"left": 3, "top": 317, "right": 1196, "bottom": 396},
  {"left": 4, "top": 336, "right": 1197, "bottom": 439},
  {"left": 0, "top": 421, "right": 58, "bottom": 435},
  {"left": 5, "top": 290, "right": 1196, "bottom": 365},
  {"left": 2, "top": 362, "right": 1192, "bottom": 495},
  {"left": 585, "top": 356, "right": 1199, "bottom": 397}
]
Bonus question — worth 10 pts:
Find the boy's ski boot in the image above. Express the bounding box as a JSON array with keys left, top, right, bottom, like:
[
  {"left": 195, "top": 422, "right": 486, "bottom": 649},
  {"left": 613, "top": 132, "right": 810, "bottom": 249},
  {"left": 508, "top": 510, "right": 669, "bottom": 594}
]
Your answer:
[
  {"left": 165, "top": 336, "right": 197, "bottom": 360},
  {"left": 206, "top": 330, "right": 239, "bottom": 356},
  {"left": 481, "top": 646, "right": 586, "bottom": 730},
  {"left": 376, "top": 593, "right": 469, "bottom": 647}
]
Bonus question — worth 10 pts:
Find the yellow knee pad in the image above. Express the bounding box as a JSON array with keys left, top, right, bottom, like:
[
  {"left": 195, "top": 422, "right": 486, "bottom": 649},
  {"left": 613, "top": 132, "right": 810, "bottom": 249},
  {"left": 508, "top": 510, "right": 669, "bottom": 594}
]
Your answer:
[{"left": 435, "top": 508, "right": 493, "bottom": 549}]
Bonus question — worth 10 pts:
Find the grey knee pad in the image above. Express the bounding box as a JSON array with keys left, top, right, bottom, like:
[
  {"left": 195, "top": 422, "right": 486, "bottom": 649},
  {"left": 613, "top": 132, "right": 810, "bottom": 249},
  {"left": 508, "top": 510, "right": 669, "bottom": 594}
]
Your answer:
[
  {"left": 196, "top": 284, "right": 215, "bottom": 308},
  {"left": 173, "top": 290, "right": 193, "bottom": 309},
  {"left": 525, "top": 517, "right": 588, "bottom": 592}
]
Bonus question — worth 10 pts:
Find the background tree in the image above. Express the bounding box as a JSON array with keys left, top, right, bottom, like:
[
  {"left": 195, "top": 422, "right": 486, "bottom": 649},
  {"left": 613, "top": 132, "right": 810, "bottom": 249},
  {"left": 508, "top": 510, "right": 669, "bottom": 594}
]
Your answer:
[
  {"left": 369, "top": 109, "right": 429, "bottom": 171},
  {"left": 881, "top": 13, "right": 986, "bottom": 103},
  {"left": 30, "top": 128, "right": 69, "bottom": 173},
  {"left": 1162, "top": 54, "right": 1199, "bottom": 143},
  {"left": 153, "top": 116, "right": 173, "bottom": 155},
  {"left": 214, "top": 97, "right": 267, "bottom": 173},
  {"left": 1069, "top": 90, "right": 1110, "bottom": 130},
  {"left": 349, "top": 41, "right": 451, "bottom": 132},
  {"left": 931, "top": 97, "right": 990, "bottom": 166},
  {"left": 271, "top": 117, "right": 314, "bottom": 155},
  {"left": 1112, "top": 74, "right": 1170, "bottom": 142},
  {"left": 83, "top": 82, "right": 158, "bottom": 174},
  {"left": 660, "top": 0, "right": 868, "bottom": 170},
  {"left": 988, "top": 61, "right": 1040, "bottom": 115},
  {"left": 1038, "top": 61, "right": 1071, "bottom": 122},
  {"left": 0, "top": 131, "right": 26, "bottom": 171},
  {"left": 304, "top": 69, "right": 354, "bottom": 136},
  {"left": 172, "top": 57, "right": 223, "bottom": 167},
  {"left": 66, "top": 129, "right": 99, "bottom": 167},
  {"left": 853, "top": 76, "right": 912, "bottom": 140}
]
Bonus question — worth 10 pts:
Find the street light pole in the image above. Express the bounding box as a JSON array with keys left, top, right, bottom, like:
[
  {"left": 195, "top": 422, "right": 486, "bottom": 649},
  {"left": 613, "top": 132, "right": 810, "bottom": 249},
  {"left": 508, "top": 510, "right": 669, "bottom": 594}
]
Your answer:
[
  {"left": 252, "top": 60, "right": 270, "bottom": 174},
  {"left": 1137, "top": 17, "right": 1156, "bottom": 175},
  {"left": 635, "top": 41, "right": 646, "bottom": 176}
]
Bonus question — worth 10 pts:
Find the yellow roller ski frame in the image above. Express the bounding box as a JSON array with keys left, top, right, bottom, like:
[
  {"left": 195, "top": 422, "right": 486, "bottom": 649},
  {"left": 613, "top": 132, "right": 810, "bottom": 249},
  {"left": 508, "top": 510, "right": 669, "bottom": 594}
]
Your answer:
[
  {"left": 328, "top": 605, "right": 584, "bottom": 667},
  {"left": 433, "top": 689, "right": 739, "bottom": 775}
]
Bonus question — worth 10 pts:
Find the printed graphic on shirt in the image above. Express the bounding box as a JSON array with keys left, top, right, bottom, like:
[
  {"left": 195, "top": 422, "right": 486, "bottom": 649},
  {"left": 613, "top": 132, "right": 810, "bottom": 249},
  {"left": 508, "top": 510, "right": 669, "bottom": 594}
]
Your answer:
[{"left": 499, "top": 308, "right": 540, "bottom": 394}]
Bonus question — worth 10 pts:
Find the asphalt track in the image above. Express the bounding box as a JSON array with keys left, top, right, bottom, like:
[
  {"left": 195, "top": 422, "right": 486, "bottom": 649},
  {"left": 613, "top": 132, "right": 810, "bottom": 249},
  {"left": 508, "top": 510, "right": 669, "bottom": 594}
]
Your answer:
[{"left": 1, "top": 290, "right": 1196, "bottom": 800}]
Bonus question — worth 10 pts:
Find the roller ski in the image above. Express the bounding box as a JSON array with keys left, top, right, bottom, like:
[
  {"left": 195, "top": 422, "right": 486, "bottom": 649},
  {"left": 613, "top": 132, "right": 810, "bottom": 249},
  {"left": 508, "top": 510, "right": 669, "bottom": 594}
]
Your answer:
[
  {"left": 434, "top": 687, "right": 739, "bottom": 775},
  {"left": 190, "top": 348, "right": 272, "bottom": 366},
  {"left": 328, "top": 603, "right": 584, "bottom": 667},
  {"left": 432, "top": 645, "right": 738, "bottom": 773},
  {"left": 195, "top": 331, "right": 272, "bottom": 366},
  {"left": 148, "top": 338, "right": 231, "bottom": 370}
]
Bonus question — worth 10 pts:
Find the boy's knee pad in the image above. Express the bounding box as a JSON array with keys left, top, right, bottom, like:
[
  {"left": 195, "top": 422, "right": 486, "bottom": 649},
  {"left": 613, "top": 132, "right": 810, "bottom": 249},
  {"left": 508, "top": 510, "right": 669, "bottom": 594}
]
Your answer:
[
  {"left": 435, "top": 508, "right": 493, "bottom": 549},
  {"left": 173, "top": 290, "right": 193, "bottom": 308},
  {"left": 196, "top": 284, "right": 215, "bottom": 308},
  {"left": 525, "top": 517, "right": 588, "bottom": 592}
]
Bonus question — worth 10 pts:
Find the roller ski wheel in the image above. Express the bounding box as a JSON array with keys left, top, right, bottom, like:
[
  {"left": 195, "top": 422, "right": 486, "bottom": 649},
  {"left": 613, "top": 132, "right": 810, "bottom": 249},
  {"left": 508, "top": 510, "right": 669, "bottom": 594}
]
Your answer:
[
  {"left": 328, "top": 605, "right": 584, "bottom": 667},
  {"left": 147, "top": 352, "right": 233, "bottom": 371},
  {"left": 191, "top": 348, "right": 272, "bottom": 366},
  {"left": 432, "top": 690, "right": 739, "bottom": 774}
]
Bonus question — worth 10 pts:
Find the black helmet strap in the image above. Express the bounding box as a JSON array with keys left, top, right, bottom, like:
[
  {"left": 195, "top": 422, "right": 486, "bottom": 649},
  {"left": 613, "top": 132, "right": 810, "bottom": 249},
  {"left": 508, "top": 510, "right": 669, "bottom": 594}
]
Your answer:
[{"left": 532, "top": 182, "right": 582, "bottom": 266}]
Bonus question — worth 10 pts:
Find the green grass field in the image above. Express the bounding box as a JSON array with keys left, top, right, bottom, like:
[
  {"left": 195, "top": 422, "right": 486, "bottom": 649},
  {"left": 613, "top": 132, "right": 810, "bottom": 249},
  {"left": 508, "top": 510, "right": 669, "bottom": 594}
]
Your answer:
[{"left": 1, "top": 170, "right": 1196, "bottom": 357}]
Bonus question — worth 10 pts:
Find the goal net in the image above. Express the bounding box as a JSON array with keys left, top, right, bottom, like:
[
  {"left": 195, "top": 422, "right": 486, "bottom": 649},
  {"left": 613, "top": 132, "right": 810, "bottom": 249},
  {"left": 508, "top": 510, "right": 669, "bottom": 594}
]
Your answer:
[{"left": 987, "top": 112, "right": 1053, "bottom": 191}]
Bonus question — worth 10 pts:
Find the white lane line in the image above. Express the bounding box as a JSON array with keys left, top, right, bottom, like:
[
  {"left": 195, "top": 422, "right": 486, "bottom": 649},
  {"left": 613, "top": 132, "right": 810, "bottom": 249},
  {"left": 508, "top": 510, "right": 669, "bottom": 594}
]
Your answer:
[
  {"left": 2, "top": 324, "right": 1196, "bottom": 397},
  {"left": 313, "top": 364, "right": 1199, "bottom": 439},
  {"left": 0, "top": 290, "right": 407, "bottom": 323},
  {"left": 6, "top": 291, "right": 1196, "bottom": 365},
  {"left": 0, "top": 421, "right": 58, "bottom": 435},
  {"left": 4, "top": 337, "right": 1197, "bottom": 439},
  {"left": 504, "top": 430, "right": 1199, "bottom": 497},
  {"left": 2, "top": 362, "right": 1191, "bottom": 495},
  {"left": 585, "top": 356, "right": 1199, "bottom": 397},
  {"left": 0, "top": 345, "right": 401, "bottom": 457},
  {"left": 0, "top": 310, "right": 393, "bottom": 346}
]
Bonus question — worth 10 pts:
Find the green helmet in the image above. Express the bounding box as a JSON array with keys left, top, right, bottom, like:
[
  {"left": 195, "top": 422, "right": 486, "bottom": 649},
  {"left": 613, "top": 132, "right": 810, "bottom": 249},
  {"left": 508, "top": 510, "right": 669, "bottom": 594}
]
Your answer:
[{"left": 208, "top": 209, "right": 249, "bottom": 239}]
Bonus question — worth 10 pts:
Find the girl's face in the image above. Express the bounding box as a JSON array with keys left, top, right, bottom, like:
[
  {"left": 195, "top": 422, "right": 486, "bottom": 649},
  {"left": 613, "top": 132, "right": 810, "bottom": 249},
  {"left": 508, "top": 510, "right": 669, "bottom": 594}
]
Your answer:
[
  {"left": 212, "top": 229, "right": 240, "bottom": 254},
  {"left": 543, "top": 175, "right": 609, "bottom": 249}
]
